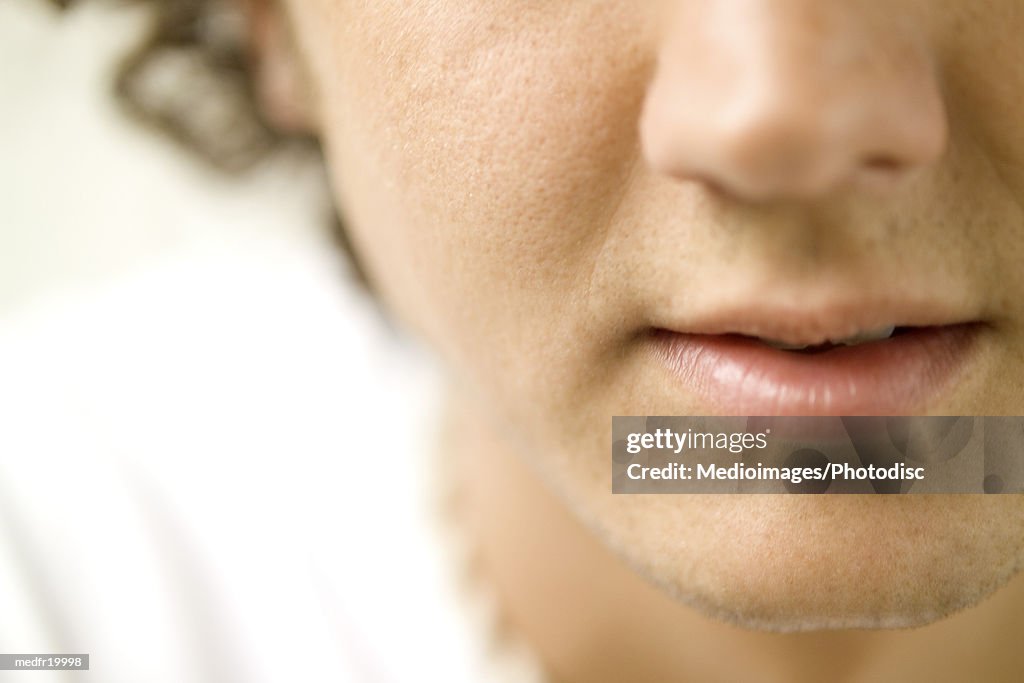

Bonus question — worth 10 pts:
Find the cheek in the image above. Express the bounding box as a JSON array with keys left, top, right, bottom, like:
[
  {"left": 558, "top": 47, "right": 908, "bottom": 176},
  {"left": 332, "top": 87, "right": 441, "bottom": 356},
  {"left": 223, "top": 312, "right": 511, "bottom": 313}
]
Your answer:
[{"left": 304, "top": 2, "right": 655, "bottom": 407}]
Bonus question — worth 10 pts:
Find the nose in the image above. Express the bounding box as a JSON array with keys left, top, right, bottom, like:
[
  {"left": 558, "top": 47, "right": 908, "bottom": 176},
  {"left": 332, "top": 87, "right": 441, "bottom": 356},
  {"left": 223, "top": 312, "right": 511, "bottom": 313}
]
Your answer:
[{"left": 640, "top": 0, "right": 948, "bottom": 201}]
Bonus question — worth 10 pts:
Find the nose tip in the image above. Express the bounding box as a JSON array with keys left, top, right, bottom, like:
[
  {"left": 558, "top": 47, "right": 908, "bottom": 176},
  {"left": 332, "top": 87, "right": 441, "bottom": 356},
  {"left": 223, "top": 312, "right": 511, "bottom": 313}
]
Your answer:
[
  {"left": 641, "top": 89, "right": 948, "bottom": 200},
  {"left": 640, "top": 6, "right": 948, "bottom": 201}
]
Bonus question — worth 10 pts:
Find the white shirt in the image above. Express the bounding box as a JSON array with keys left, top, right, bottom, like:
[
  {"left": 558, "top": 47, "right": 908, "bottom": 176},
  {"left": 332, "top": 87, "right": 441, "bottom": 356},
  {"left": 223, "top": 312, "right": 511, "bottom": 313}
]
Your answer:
[{"left": 0, "top": 242, "right": 546, "bottom": 682}]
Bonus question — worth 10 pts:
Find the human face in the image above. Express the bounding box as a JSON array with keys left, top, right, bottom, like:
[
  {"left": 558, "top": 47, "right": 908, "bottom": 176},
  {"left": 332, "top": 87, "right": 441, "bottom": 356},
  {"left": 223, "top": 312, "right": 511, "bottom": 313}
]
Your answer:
[{"left": 282, "top": 0, "right": 1024, "bottom": 629}]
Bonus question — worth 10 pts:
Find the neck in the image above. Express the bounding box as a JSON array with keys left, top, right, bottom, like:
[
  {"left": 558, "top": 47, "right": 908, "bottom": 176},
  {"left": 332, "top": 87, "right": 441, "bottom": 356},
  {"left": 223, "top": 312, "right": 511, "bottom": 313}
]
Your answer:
[{"left": 446, "top": 390, "right": 1024, "bottom": 683}]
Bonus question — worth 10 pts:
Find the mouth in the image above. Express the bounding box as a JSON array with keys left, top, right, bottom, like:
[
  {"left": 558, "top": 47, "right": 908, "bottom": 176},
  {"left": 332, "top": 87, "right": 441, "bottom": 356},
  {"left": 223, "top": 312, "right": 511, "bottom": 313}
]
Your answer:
[{"left": 650, "top": 309, "right": 986, "bottom": 415}]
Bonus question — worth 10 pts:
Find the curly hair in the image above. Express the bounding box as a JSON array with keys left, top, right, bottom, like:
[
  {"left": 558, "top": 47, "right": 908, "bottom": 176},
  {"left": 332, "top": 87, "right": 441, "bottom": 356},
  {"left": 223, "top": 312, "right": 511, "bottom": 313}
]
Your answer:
[
  {"left": 49, "top": 0, "right": 370, "bottom": 286},
  {"left": 51, "top": 0, "right": 287, "bottom": 170}
]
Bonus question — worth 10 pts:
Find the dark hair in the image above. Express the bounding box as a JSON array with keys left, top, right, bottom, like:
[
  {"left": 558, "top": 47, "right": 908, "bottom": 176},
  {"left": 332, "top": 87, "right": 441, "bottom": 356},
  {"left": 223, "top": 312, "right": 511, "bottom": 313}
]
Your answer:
[{"left": 49, "top": 0, "right": 370, "bottom": 286}]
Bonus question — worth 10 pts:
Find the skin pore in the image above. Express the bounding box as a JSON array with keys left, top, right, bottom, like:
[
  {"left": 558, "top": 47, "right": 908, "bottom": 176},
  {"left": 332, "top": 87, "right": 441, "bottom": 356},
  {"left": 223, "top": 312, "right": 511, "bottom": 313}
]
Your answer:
[{"left": 250, "top": 0, "right": 1024, "bottom": 680}]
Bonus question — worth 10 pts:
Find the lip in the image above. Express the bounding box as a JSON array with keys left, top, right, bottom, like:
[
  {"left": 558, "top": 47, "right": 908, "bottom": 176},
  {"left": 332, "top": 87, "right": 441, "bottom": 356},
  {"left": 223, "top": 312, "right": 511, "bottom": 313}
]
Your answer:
[{"left": 651, "top": 323, "right": 984, "bottom": 415}]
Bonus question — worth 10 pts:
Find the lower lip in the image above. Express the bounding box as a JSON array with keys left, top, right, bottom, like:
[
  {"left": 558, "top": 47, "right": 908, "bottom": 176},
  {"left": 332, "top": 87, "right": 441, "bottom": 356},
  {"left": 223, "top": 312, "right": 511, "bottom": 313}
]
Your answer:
[{"left": 652, "top": 325, "right": 982, "bottom": 415}]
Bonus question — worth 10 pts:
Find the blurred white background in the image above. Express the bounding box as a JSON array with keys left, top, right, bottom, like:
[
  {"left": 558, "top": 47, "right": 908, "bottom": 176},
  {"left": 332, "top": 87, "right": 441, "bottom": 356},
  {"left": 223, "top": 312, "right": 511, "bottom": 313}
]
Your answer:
[{"left": 0, "top": 0, "right": 329, "bottom": 312}]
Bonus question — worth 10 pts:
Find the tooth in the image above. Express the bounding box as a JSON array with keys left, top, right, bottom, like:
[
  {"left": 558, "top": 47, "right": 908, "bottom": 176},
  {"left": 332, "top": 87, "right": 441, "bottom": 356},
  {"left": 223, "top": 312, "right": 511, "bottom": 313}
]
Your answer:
[
  {"left": 835, "top": 326, "right": 896, "bottom": 346},
  {"left": 763, "top": 339, "right": 811, "bottom": 350},
  {"left": 762, "top": 326, "right": 897, "bottom": 350}
]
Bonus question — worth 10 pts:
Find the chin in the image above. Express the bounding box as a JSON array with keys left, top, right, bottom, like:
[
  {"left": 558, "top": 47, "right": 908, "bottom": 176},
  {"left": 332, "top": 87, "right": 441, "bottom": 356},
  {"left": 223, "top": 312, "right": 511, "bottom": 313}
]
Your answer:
[{"left": 601, "top": 493, "right": 1024, "bottom": 633}]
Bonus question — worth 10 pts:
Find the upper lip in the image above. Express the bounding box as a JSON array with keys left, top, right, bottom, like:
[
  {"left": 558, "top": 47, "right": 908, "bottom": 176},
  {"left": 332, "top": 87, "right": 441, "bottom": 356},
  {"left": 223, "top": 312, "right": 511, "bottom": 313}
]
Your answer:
[{"left": 652, "top": 295, "right": 979, "bottom": 347}]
